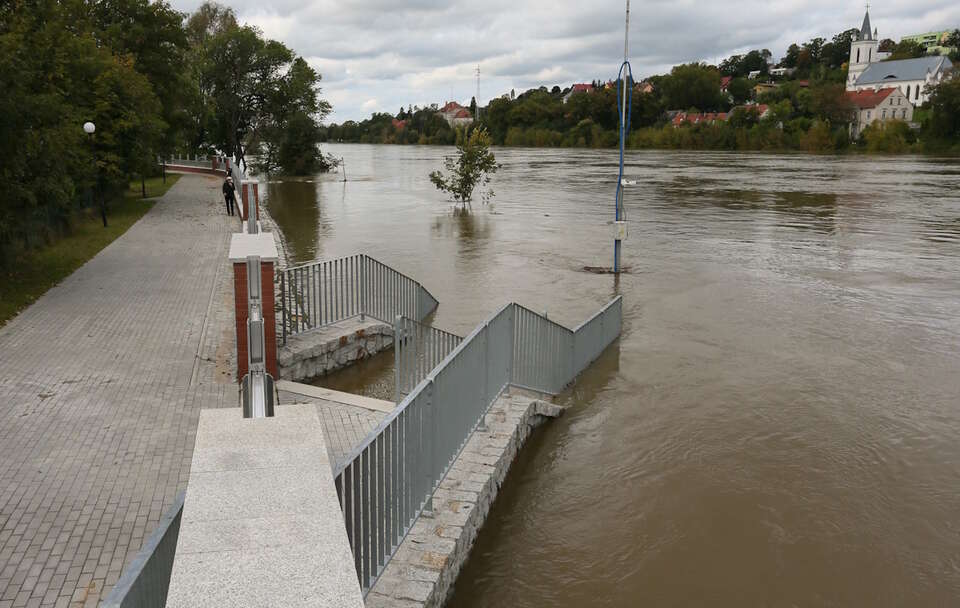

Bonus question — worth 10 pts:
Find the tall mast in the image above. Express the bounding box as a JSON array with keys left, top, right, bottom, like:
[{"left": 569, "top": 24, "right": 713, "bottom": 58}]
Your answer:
[{"left": 615, "top": 0, "right": 630, "bottom": 273}]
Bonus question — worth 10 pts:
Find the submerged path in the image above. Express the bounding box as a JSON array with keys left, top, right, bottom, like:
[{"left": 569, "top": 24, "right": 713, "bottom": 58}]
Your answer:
[{"left": 0, "top": 174, "right": 238, "bottom": 607}]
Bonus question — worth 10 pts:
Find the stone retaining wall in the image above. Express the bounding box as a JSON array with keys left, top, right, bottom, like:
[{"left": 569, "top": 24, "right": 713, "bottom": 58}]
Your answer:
[
  {"left": 278, "top": 317, "right": 394, "bottom": 382},
  {"left": 366, "top": 389, "right": 563, "bottom": 608}
]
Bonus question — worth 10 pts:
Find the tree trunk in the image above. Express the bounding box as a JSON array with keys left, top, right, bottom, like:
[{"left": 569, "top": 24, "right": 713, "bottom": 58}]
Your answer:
[{"left": 141, "top": 175, "right": 146, "bottom": 198}]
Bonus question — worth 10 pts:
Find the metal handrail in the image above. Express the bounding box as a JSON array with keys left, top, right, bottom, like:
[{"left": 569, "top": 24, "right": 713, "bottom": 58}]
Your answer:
[
  {"left": 100, "top": 491, "right": 186, "bottom": 608},
  {"left": 394, "top": 315, "right": 463, "bottom": 403},
  {"left": 337, "top": 297, "right": 622, "bottom": 595},
  {"left": 277, "top": 254, "right": 439, "bottom": 344}
]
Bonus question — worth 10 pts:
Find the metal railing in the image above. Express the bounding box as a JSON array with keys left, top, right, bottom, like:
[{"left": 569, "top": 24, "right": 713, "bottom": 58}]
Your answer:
[
  {"left": 278, "top": 254, "right": 438, "bottom": 344},
  {"left": 339, "top": 296, "right": 623, "bottom": 594},
  {"left": 100, "top": 492, "right": 185, "bottom": 608},
  {"left": 512, "top": 297, "right": 623, "bottom": 395},
  {"left": 394, "top": 316, "right": 463, "bottom": 403}
]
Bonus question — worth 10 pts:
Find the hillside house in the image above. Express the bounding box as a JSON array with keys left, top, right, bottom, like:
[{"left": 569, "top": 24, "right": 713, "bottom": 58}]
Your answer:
[
  {"left": 438, "top": 101, "right": 474, "bottom": 127},
  {"left": 845, "top": 87, "right": 913, "bottom": 139},
  {"left": 563, "top": 83, "right": 594, "bottom": 104}
]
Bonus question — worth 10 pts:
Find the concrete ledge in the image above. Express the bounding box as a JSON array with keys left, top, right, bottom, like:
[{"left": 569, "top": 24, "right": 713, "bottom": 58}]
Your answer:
[
  {"left": 365, "top": 389, "right": 562, "bottom": 608},
  {"left": 165, "top": 165, "right": 227, "bottom": 177},
  {"left": 229, "top": 231, "right": 279, "bottom": 263},
  {"left": 166, "top": 405, "right": 364, "bottom": 608},
  {"left": 279, "top": 317, "right": 393, "bottom": 382},
  {"left": 277, "top": 379, "right": 395, "bottom": 413}
]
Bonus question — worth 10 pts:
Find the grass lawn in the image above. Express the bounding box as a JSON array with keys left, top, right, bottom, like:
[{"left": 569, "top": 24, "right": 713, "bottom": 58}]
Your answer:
[{"left": 0, "top": 174, "right": 181, "bottom": 326}]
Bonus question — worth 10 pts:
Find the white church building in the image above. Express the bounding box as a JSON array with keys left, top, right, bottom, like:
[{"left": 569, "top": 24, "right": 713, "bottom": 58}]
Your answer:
[{"left": 846, "top": 9, "right": 953, "bottom": 106}]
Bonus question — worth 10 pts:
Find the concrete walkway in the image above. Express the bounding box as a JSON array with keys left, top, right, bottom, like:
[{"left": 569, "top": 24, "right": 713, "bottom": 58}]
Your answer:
[{"left": 0, "top": 175, "right": 238, "bottom": 607}]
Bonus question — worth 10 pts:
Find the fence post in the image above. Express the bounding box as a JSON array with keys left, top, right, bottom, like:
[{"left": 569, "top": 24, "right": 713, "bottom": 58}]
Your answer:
[
  {"left": 360, "top": 256, "right": 366, "bottom": 321},
  {"left": 507, "top": 305, "right": 516, "bottom": 388},
  {"left": 280, "top": 271, "right": 287, "bottom": 346},
  {"left": 422, "top": 379, "right": 435, "bottom": 518},
  {"left": 477, "top": 324, "right": 489, "bottom": 432},
  {"left": 394, "top": 315, "right": 402, "bottom": 404}
]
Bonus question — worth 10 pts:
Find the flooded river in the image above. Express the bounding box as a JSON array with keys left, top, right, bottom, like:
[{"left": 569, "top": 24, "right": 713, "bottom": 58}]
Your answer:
[{"left": 267, "top": 145, "right": 960, "bottom": 606}]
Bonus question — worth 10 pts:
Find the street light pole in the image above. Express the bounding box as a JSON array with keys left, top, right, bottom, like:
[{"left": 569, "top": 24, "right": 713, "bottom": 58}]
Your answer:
[{"left": 82, "top": 121, "right": 108, "bottom": 227}]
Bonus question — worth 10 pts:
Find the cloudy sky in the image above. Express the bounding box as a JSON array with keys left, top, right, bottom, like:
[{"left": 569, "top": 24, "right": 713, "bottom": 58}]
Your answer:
[{"left": 169, "top": 0, "right": 959, "bottom": 122}]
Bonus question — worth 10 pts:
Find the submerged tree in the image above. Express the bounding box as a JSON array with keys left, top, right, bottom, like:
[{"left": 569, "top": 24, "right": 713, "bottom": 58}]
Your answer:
[{"left": 429, "top": 128, "right": 499, "bottom": 206}]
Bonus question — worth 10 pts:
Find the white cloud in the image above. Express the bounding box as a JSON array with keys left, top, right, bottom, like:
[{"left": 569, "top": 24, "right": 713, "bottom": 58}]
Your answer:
[{"left": 169, "top": 0, "right": 960, "bottom": 121}]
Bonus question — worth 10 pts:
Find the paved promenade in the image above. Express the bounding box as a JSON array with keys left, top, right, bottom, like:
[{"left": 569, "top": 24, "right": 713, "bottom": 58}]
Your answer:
[{"left": 0, "top": 175, "right": 238, "bottom": 607}]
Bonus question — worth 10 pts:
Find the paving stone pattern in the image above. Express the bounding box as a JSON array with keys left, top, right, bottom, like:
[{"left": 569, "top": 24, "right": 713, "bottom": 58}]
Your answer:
[{"left": 0, "top": 175, "right": 241, "bottom": 607}]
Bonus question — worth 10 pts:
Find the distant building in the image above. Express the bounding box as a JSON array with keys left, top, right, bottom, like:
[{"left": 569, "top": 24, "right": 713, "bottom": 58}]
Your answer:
[
  {"left": 438, "top": 101, "right": 473, "bottom": 127},
  {"left": 671, "top": 111, "right": 728, "bottom": 127},
  {"left": 735, "top": 103, "right": 771, "bottom": 119},
  {"left": 851, "top": 55, "right": 952, "bottom": 105},
  {"left": 769, "top": 67, "right": 797, "bottom": 78},
  {"left": 846, "top": 9, "right": 952, "bottom": 105},
  {"left": 845, "top": 87, "right": 914, "bottom": 138},
  {"left": 392, "top": 118, "right": 407, "bottom": 130},
  {"left": 747, "top": 70, "right": 762, "bottom": 79},
  {"left": 562, "top": 83, "right": 594, "bottom": 104},
  {"left": 901, "top": 30, "right": 957, "bottom": 56},
  {"left": 637, "top": 81, "right": 654, "bottom": 94},
  {"left": 753, "top": 82, "right": 779, "bottom": 96},
  {"left": 720, "top": 76, "right": 732, "bottom": 92}
]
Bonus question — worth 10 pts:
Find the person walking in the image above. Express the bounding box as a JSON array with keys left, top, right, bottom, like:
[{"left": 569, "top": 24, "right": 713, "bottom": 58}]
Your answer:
[{"left": 222, "top": 176, "right": 236, "bottom": 216}]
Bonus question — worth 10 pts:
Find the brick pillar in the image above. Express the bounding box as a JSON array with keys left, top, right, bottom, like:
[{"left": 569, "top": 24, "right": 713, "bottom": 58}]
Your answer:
[
  {"left": 212, "top": 157, "right": 220, "bottom": 171},
  {"left": 233, "top": 262, "right": 249, "bottom": 382},
  {"left": 233, "top": 260, "right": 278, "bottom": 382}
]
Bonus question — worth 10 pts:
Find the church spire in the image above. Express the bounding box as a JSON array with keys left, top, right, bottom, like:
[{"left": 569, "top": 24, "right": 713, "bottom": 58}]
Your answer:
[{"left": 860, "top": 5, "right": 873, "bottom": 41}]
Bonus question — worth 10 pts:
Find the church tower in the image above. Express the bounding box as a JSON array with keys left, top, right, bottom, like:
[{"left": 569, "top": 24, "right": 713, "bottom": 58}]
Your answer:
[{"left": 848, "top": 8, "right": 879, "bottom": 87}]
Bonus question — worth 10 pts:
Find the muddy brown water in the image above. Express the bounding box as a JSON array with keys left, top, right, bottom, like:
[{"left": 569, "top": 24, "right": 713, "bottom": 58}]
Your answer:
[{"left": 266, "top": 145, "right": 960, "bottom": 606}]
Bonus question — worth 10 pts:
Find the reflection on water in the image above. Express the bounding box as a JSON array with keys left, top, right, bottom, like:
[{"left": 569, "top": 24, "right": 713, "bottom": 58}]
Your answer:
[{"left": 267, "top": 146, "right": 960, "bottom": 606}]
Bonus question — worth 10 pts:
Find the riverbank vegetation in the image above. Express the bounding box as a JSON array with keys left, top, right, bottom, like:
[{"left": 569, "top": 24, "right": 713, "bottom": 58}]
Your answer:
[
  {"left": 323, "top": 27, "right": 960, "bottom": 155},
  {"left": 429, "top": 129, "right": 499, "bottom": 206},
  {"left": 1, "top": 0, "right": 332, "bottom": 269}
]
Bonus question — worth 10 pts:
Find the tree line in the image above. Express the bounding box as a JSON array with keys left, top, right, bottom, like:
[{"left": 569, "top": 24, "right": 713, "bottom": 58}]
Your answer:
[
  {"left": 1, "top": 0, "right": 331, "bottom": 266},
  {"left": 324, "top": 27, "right": 960, "bottom": 154}
]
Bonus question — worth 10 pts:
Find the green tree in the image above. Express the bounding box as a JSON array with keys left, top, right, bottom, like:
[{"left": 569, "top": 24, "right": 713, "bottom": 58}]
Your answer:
[
  {"left": 429, "top": 128, "right": 499, "bottom": 206},
  {"left": 926, "top": 74, "right": 960, "bottom": 146},
  {"left": 659, "top": 63, "right": 725, "bottom": 111},
  {"left": 184, "top": 2, "right": 237, "bottom": 153},
  {"left": 0, "top": 0, "right": 170, "bottom": 257},
  {"left": 250, "top": 56, "right": 332, "bottom": 174},
  {"left": 92, "top": 0, "right": 188, "bottom": 157},
  {"left": 782, "top": 44, "right": 801, "bottom": 68},
  {"left": 204, "top": 24, "right": 293, "bottom": 167},
  {"left": 727, "top": 77, "right": 752, "bottom": 104},
  {"left": 886, "top": 40, "right": 927, "bottom": 60}
]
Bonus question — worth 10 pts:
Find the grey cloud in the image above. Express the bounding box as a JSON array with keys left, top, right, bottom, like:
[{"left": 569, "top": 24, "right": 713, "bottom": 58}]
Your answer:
[{"left": 169, "top": 0, "right": 960, "bottom": 121}]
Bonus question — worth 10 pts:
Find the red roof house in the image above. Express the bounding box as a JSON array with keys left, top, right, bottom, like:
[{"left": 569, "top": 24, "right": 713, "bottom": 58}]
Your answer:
[
  {"left": 563, "top": 83, "right": 595, "bottom": 103},
  {"left": 844, "top": 88, "right": 896, "bottom": 110}
]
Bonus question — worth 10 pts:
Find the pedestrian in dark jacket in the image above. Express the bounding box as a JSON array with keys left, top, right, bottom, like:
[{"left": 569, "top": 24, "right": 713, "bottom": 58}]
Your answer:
[{"left": 222, "top": 176, "right": 236, "bottom": 216}]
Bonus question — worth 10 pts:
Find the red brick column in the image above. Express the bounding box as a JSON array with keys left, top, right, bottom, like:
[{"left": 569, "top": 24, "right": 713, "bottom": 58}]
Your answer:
[
  {"left": 233, "top": 262, "right": 249, "bottom": 382},
  {"left": 233, "top": 259, "right": 278, "bottom": 382}
]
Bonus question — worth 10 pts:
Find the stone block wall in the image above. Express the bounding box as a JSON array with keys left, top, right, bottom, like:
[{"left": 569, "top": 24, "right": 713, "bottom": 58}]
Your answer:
[{"left": 278, "top": 320, "right": 394, "bottom": 382}]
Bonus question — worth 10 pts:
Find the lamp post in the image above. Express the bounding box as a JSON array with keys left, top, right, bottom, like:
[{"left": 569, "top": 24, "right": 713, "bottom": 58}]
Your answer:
[{"left": 83, "top": 121, "right": 108, "bottom": 227}]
